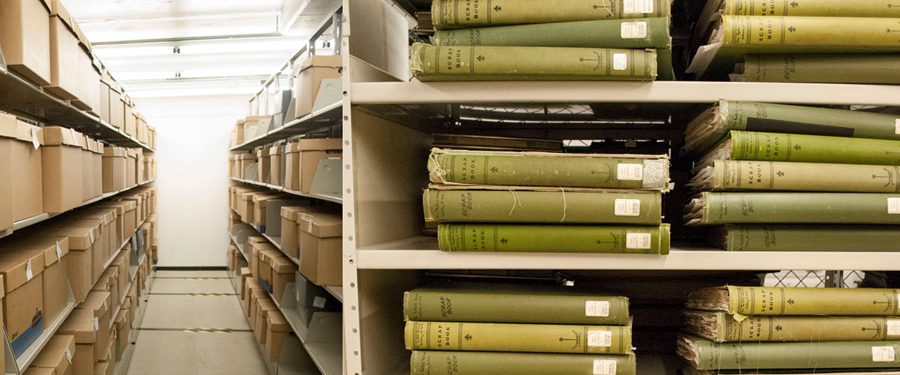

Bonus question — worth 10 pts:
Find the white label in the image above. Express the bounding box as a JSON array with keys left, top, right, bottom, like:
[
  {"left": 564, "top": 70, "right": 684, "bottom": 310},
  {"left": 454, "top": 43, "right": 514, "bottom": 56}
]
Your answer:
[
  {"left": 585, "top": 301, "right": 610, "bottom": 317},
  {"left": 102, "top": 299, "right": 108, "bottom": 312},
  {"left": 25, "top": 260, "right": 33, "bottom": 281},
  {"left": 593, "top": 359, "right": 618, "bottom": 375},
  {"left": 612, "top": 53, "right": 628, "bottom": 71},
  {"left": 626, "top": 233, "right": 652, "bottom": 249},
  {"left": 887, "top": 320, "right": 900, "bottom": 336},
  {"left": 616, "top": 164, "right": 643, "bottom": 181},
  {"left": 93, "top": 317, "right": 100, "bottom": 331},
  {"left": 588, "top": 330, "right": 612, "bottom": 347},
  {"left": 89, "top": 230, "right": 95, "bottom": 243},
  {"left": 872, "top": 346, "right": 896, "bottom": 362},
  {"left": 620, "top": 22, "right": 648, "bottom": 39},
  {"left": 623, "top": 0, "right": 654, "bottom": 13},
  {"left": 65, "top": 348, "right": 73, "bottom": 363},
  {"left": 895, "top": 119, "right": 900, "bottom": 135},
  {"left": 614, "top": 199, "right": 641, "bottom": 216},
  {"left": 313, "top": 296, "right": 327, "bottom": 308},
  {"left": 31, "top": 128, "right": 40, "bottom": 150},
  {"left": 889, "top": 198, "right": 900, "bottom": 214},
  {"left": 56, "top": 241, "right": 62, "bottom": 259}
]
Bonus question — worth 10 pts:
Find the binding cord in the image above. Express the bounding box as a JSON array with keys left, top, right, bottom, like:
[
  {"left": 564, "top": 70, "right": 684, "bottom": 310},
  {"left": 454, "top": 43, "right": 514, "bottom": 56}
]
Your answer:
[
  {"left": 428, "top": 152, "right": 447, "bottom": 184},
  {"left": 559, "top": 188, "right": 568, "bottom": 223},
  {"left": 508, "top": 190, "right": 522, "bottom": 217}
]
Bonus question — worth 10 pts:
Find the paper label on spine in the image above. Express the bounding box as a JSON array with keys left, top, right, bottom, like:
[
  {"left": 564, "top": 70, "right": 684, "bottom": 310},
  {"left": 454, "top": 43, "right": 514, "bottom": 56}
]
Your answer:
[
  {"left": 895, "top": 119, "right": 899, "bottom": 135},
  {"left": 626, "top": 233, "right": 652, "bottom": 249},
  {"left": 888, "top": 320, "right": 900, "bottom": 336},
  {"left": 623, "top": 0, "right": 654, "bottom": 13},
  {"left": 612, "top": 53, "right": 628, "bottom": 71},
  {"left": 585, "top": 301, "right": 610, "bottom": 317},
  {"left": 31, "top": 128, "right": 40, "bottom": 150},
  {"left": 614, "top": 199, "right": 641, "bottom": 216},
  {"left": 588, "top": 330, "right": 613, "bottom": 347},
  {"left": 872, "top": 346, "right": 896, "bottom": 362},
  {"left": 593, "top": 359, "right": 618, "bottom": 375},
  {"left": 25, "top": 260, "right": 33, "bottom": 281},
  {"left": 889, "top": 198, "right": 900, "bottom": 214},
  {"left": 617, "top": 164, "right": 643, "bottom": 181},
  {"left": 313, "top": 296, "right": 327, "bottom": 308},
  {"left": 620, "top": 22, "right": 648, "bottom": 39}
]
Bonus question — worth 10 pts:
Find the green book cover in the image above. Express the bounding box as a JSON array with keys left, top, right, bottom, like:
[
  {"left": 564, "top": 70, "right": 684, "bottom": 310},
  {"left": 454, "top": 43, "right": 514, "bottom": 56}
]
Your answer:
[
  {"left": 679, "top": 336, "right": 900, "bottom": 370},
  {"left": 405, "top": 321, "right": 632, "bottom": 354},
  {"left": 403, "top": 288, "right": 630, "bottom": 325},
  {"left": 722, "top": 0, "right": 900, "bottom": 18},
  {"left": 706, "top": 131, "right": 900, "bottom": 166},
  {"left": 431, "top": 0, "right": 671, "bottom": 29},
  {"left": 740, "top": 54, "right": 900, "bottom": 84},
  {"left": 690, "top": 160, "right": 900, "bottom": 193},
  {"left": 438, "top": 223, "right": 670, "bottom": 254},
  {"left": 411, "top": 351, "right": 637, "bottom": 375},
  {"left": 719, "top": 16, "right": 900, "bottom": 53},
  {"left": 685, "top": 192, "right": 900, "bottom": 225},
  {"left": 719, "top": 225, "right": 900, "bottom": 252},
  {"left": 686, "top": 286, "right": 900, "bottom": 316},
  {"left": 410, "top": 43, "right": 657, "bottom": 81},
  {"left": 423, "top": 188, "right": 662, "bottom": 224},
  {"left": 428, "top": 148, "right": 670, "bottom": 190},
  {"left": 684, "top": 310, "right": 900, "bottom": 342}
]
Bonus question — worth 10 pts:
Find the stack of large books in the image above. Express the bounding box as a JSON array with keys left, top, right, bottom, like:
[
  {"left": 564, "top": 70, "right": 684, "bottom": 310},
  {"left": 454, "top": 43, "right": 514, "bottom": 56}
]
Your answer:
[
  {"left": 424, "top": 148, "right": 671, "bottom": 254},
  {"left": 410, "top": 0, "right": 673, "bottom": 81},
  {"left": 404, "top": 287, "right": 637, "bottom": 375},
  {"left": 682, "top": 100, "right": 900, "bottom": 251},
  {"left": 679, "top": 286, "right": 900, "bottom": 374},
  {"left": 687, "top": 0, "right": 900, "bottom": 83}
]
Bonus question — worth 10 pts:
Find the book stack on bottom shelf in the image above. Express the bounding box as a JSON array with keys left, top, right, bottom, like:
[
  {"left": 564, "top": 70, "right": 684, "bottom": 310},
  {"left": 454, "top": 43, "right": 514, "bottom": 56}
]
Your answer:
[{"left": 678, "top": 286, "right": 900, "bottom": 374}]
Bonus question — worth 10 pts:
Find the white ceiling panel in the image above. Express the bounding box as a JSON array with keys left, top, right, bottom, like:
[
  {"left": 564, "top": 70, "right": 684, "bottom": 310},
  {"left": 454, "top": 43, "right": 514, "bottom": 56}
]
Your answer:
[{"left": 63, "top": 0, "right": 283, "bottom": 22}]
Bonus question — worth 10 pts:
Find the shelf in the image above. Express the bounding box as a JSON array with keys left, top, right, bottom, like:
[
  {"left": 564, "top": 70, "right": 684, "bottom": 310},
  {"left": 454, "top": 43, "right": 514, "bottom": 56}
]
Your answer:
[
  {"left": 229, "top": 101, "right": 342, "bottom": 151},
  {"left": 324, "top": 286, "right": 342, "bottom": 303},
  {"left": 231, "top": 178, "right": 342, "bottom": 204},
  {"left": 113, "top": 269, "right": 153, "bottom": 375}
]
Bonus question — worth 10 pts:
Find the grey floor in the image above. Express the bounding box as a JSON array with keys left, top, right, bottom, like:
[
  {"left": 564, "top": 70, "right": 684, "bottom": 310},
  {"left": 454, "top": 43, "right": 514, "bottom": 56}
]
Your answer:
[{"left": 127, "top": 270, "right": 269, "bottom": 375}]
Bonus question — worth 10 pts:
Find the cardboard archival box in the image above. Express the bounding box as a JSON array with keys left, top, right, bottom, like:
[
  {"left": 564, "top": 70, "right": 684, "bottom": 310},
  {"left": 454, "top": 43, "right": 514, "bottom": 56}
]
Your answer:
[
  {"left": 293, "top": 55, "right": 341, "bottom": 119},
  {"left": 90, "top": 140, "right": 103, "bottom": 198},
  {"left": 27, "top": 237, "right": 70, "bottom": 328},
  {"left": 282, "top": 141, "right": 301, "bottom": 191},
  {"left": 92, "top": 268, "right": 119, "bottom": 314},
  {"left": 62, "top": 217, "right": 110, "bottom": 286},
  {"left": 73, "top": 48, "right": 101, "bottom": 113},
  {"left": 254, "top": 297, "right": 278, "bottom": 344},
  {"left": 265, "top": 309, "right": 290, "bottom": 362},
  {"left": 125, "top": 149, "right": 137, "bottom": 188},
  {"left": 77, "top": 291, "right": 112, "bottom": 362},
  {"left": 243, "top": 279, "right": 260, "bottom": 318},
  {"left": 240, "top": 267, "right": 252, "bottom": 300},
  {"left": 238, "top": 191, "right": 256, "bottom": 223},
  {"left": 257, "top": 147, "right": 271, "bottom": 183},
  {"left": 42, "top": 127, "right": 83, "bottom": 213},
  {"left": 110, "top": 90, "right": 125, "bottom": 129},
  {"left": 297, "top": 211, "right": 342, "bottom": 286},
  {"left": 30, "top": 334, "right": 75, "bottom": 375},
  {"left": 264, "top": 200, "right": 306, "bottom": 238},
  {"left": 74, "top": 207, "right": 118, "bottom": 263},
  {"left": 269, "top": 255, "right": 297, "bottom": 303},
  {"left": 115, "top": 306, "right": 129, "bottom": 358},
  {"left": 239, "top": 152, "right": 257, "bottom": 181},
  {"left": 232, "top": 120, "right": 245, "bottom": 146},
  {"left": 257, "top": 248, "right": 282, "bottom": 294},
  {"left": 0, "top": 239, "right": 46, "bottom": 350},
  {"left": 0, "top": 0, "right": 52, "bottom": 85},
  {"left": 125, "top": 109, "right": 137, "bottom": 138},
  {"left": 73, "top": 133, "right": 90, "bottom": 201},
  {"left": 46, "top": 0, "right": 79, "bottom": 100},
  {"left": 136, "top": 151, "right": 144, "bottom": 184},
  {"left": 297, "top": 138, "right": 341, "bottom": 194},
  {"left": 99, "top": 69, "right": 112, "bottom": 123},
  {"left": 91, "top": 201, "right": 128, "bottom": 247},
  {"left": 95, "top": 361, "right": 110, "bottom": 375},
  {"left": 249, "top": 239, "right": 273, "bottom": 282},
  {"left": 251, "top": 194, "right": 282, "bottom": 227},
  {"left": 269, "top": 144, "right": 283, "bottom": 186},
  {"left": 0, "top": 114, "right": 44, "bottom": 222},
  {"left": 33, "top": 221, "right": 99, "bottom": 302},
  {"left": 280, "top": 206, "right": 317, "bottom": 259},
  {"left": 102, "top": 147, "right": 127, "bottom": 192},
  {"left": 58, "top": 308, "right": 101, "bottom": 375}
]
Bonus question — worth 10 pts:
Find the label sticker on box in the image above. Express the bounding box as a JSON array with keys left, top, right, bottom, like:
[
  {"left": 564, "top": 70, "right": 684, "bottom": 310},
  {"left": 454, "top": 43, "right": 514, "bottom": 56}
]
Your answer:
[
  {"left": 626, "top": 233, "right": 652, "bottom": 249},
  {"left": 873, "top": 346, "right": 896, "bottom": 362},
  {"left": 623, "top": 0, "right": 654, "bottom": 13},
  {"left": 56, "top": 241, "right": 63, "bottom": 259},
  {"left": 31, "top": 128, "right": 40, "bottom": 150},
  {"left": 888, "top": 320, "right": 900, "bottom": 336},
  {"left": 620, "top": 22, "right": 648, "bottom": 39},
  {"left": 89, "top": 230, "right": 95, "bottom": 243},
  {"left": 585, "top": 301, "right": 610, "bottom": 317},
  {"left": 593, "top": 359, "right": 618, "bottom": 375},
  {"left": 612, "top": 53, "right": 628, "bottom": 71},
  {"left": 313, "top": 296, "right": 327, "bottom": 308},
  {"left": 614, "top": 199, "right": 641, "bottom": 216},
  {"left": 93, "top": 317, "right": 100, "bottom": 331},
  {"left": 26, "top": 260, "right": 33, "bottom": 281},
  {"left": 588, "top": 330, "right": 613, "bottom": 347},
  {"left": 617, "top": 164, "right": 643, "bottom": 181},
  {"left": 65, "top": 348, "right": 73, "bottom": 363},
  {"left": 889, "top": 198, "right": 900, "bottom": 214}
]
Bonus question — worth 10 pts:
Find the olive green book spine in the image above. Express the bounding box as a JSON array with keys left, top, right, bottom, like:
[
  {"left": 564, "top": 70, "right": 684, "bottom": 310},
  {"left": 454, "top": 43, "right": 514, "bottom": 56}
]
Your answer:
[
  {"left": 411, "top": 351, "right": 637, "bottom": 375},
  {"left": 438, "top": 223, "right": 670, "bottom": 254},
  {"left": 721, "top": 16, "right": 900, "bottom": 53},
  {"left": 725, "top": 286, "right": 900, "bottom": 316},
  {"left": 423, "top": 189, "right": 662, "bottom": 224},
  {"left": 403, "top": 288, "right": 630, "bottom": 325},
  {"left": 721, "top": 225, "right": 900, "bottom": 252},
  {"left": 702, "top": 160, "right": 900, "bottom": 193},
  {"left": 741, "top": 54, "right": 900, "bottom": 84},
  {"left": 723, "top": 0, "right": 900, "bottom": 17},
  {"left": 685, "top": 310, "right": 900, "bottom": 342},
  {"left": 729, "top": 131, "right": 900, "bottom": 166},
  {"left": 428, "top": 148, "right": 670, "bottom": 190},
  {"left": 431, "top": 0, "right": 670, "bottom": 29},
  {"left": 410, "top": 43, "right": 657, "bottom": 81},
  {"left": 405, "top": 321, "right": 632, "bottom": 354},
  {"left": 681, "top": 336, "right": 900, "bottom": 370},
  {"left": 689, "top": 192, "right": 900, "bottom": 225}
]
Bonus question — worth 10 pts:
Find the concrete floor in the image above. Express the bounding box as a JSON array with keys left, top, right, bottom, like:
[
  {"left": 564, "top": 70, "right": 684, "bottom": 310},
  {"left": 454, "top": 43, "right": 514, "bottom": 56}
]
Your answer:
[{"left": 126, "top": 270, "right": 269, "bottom": 375}]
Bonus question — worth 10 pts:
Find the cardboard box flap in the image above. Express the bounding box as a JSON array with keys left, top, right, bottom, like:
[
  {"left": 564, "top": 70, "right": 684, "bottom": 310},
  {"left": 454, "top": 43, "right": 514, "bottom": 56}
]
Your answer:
[
  {"left": 240, "top": 267, "right": 252, "bottom": 277},
  {"left": 256, "top": 147, "right": 271, "bottom": 157},
  {"left": 297, "top": 212, "right": 342, "bottom": 238},
  {"left": 42, "top": 127, "right": 82, "bottom": 147},
  {"left": 298, "top": 138, "right": 342, "bottom": 152},
  {"left": 50, "top": 0, "right": 78, "bottom": 32},
  {"left": 259, "top": 248, "right": 282, "bottom": 264},
  {"left": 74, "top": 207, "right": 117, "bottom": 223},
  {"left": 73, "top": 22, "right": 91, "bottom": 52},
  {"left": 266, "top": 310, "right": 290, "bottom": 332},
  {"left": 268, "top": 144, "right": 282, "bottom": 154},
  {"left": 271, "top": 256, "right": 297, "bottom": 273},
  {"left": 0, "top": 116, "right": 44, "bottom": 145},
  {"left": 79, "top": 291, "right": 111, "bottom": 317},
  {"left": 252, "top": 194, "right": 281, "bottom": 204},
  {"left": 284, "top": 142, "right": 301, "bottom": 153},
  {"left": 103, "top": 147, "right": 126, "bottom": 158},
  {"left": 239, "top": 153, "right": 256, "bottom": 160},
  {"left": 280, "top": 206, "right": 317, "bottom": 220},
  {"left": 257, "top": 298, "right": 278, "bottom": 313},
  {"left": 32, "top": 335, "right": 75, "bottom": 372},
  {"left": 58, "top": 308, "right": 97, "bottom": 344},
  {"left": 0, "top": 245, "right": 46, "bottom": 293},
  {"left": 8, "top": 237, "right": 69, "bottom": 268},
  {"left": 296, "top": 55, "right": 342, "bottom": 73},
  {"left": 38, "top": 222, "right": 100, "bottom": 250},
  {"left": 73, "top": 133, "right": 88, "bottom": 150}
]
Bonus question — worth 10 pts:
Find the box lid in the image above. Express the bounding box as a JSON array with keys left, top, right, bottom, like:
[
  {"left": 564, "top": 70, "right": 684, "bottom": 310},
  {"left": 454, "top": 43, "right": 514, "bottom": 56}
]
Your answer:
[
  {"left": 239, "top": 153, "right": 256, "bottom": 160},
  {"left": 295, "top": 55, "right": 343, "bottom": 73},
  {"left": 79, "top": 291, "right": 111, "bottom": 318},
  {"left": 58, "top": 308, "right": 97, "bottom": 344},
  {"left": 256, "top": 147, "right": 271, "bottom": 157},
  {"left": 37, "top": 221, "right": 101, "bottom": 250},
  {"left": 50, "top": 0, "right": 77, "bottom": 32},
  {"left": 42, "top": 127, "right": 82, "bottom": 147},
  {"left": 298, "top": 138, "right": 342, "bottom": 152},
  {"left": 0, "top": 115, "right": 43, "bottom": 145},
  {"left": 0, "top": 243, "right": 46, "bottom": 293},
  {"left": 268, "top": 144, "right": 282, "bottom": 154},
  {"left": 12, "top": 237, "right": 69, "bottom": 268},
  {"left": 271, "top": 256, "right": 296, "bottom": 273},
  {"left": 266, "top": 310, "right": 290, "bottom": 332},
  {"left": 280, "top": 206, "right": 316, "bottom": 220},
  {"left": 297, "top": 212, "right": 342, "bottom": 238},
  {"left": 31, "top": 335, "right": 75, "bottom": 374},
  {"left": 252, "top": 194, "right": 281, "bottom": 204},
  {"left": 284, "top": 141, "right": 301, "bottom": 153},
  {"left": 103, "top": 147, "right": 126, "bottom": 158}
]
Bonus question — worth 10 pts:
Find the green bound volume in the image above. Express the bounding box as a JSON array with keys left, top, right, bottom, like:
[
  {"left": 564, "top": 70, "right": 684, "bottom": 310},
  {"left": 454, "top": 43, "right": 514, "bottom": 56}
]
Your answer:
[
  {"left": 689, "top": 160, "right": 900, "bottom": 193},
  {"left": 428, "top": 148, "right": 670, "bottom": 190},
  {"left": 410, "top": 43, "right": 657, "bottom": 81},
  {"left": 717, "top": 225, "right": 900, "bottom": 252},
  {"left": 403, "top": 288, "right": 630, "bottom": 325},
  {"left": 684, "top": 310, "right": 900, "bottom": 342},
  {"left": 721, "top": 0, "right": 900, "bottom": 18},
  {"left": 685, "top": 192, "right": 900, "bottom": 225},
  {"left": 687, "top": 286, "right": 900, "bottom": 316},
  {"left": 405, "top": 321, "right": 632, "bottom": 354},
  {"left": 679, "top": 336, "right": 900, "bottom": 370},
  {"left": 438, "top": 223, "right": 670, "bottom": 254},
  {"left": 719, "top": 16, "right": 900, "bottom": 53},
  {"left": 431, "top": 0, "right": 670, "bottom": 29},
  {"left": 739, "top": 54, "right": 900, "bottom": 84},
  {"left": 411, "top": 351, "right": 637, "bottom": 375},
  {"left": 683, "top": 100, "right": 900, "bottom": 155},
  {"left": 698, "top": 131, "right": 900, "bottom": 167},
  {"left": 423, "top": 188, "right": 662, "bottom": 224}
]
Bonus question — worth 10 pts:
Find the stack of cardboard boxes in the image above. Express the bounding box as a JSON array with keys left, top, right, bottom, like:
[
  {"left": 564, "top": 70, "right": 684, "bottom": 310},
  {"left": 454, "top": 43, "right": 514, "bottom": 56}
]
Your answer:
[{"left": 226, "top": 137, "right": 341, "bottom": 196}]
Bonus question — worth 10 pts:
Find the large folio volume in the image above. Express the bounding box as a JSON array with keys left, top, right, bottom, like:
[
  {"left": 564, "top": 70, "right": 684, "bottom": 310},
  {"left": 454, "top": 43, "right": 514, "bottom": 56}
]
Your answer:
[
  {"left": 716, "top": 0, "right": 900, "bottom": 17},
  {"left": 689, "top": 160, "right": 900, "bottom": 193},
  {"left": 437, "top": 223, "right": 670, "bottom": 254},
  {"left": 738, "top": 54, "right": 900, "bottom": 84},
  {"left": 684, "top": 310, "right": 900, "bottom": 342},
  {"left": 715, "top": 225, "right": 900, "bottom": 252},
  {"left": 687, "top": 286, "right": 900, "bottom": 316},
  {"left": 685, "top": 192, "right": 900, "bottom": 225},
  {"left": 411, "top": 351, "right": 637, "bottom": 375},
  {"left": 431, "top": 0, "right": 670, "bottom": 29}
]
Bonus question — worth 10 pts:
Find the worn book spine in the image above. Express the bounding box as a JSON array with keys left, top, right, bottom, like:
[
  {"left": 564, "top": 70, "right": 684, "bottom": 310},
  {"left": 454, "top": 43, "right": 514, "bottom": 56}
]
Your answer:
[
  {"left": 431, "top": 0, "right": 670, "bottom": 29},
  {"left": 741, "top": 54, "right": 900, "bottom": 84},
  {"left": 438, "top": 223, "right": 670, "bottom": 254},
  {"left": 410, "top": 43, "right": 657, "bottom": 81},
  {"left": 685, "top": 311, "right": 900, "bottom": 342},
  {"left": 725, "top": 286, "right": 900, "bottom": 316},
  {"left": 692, "top": 192, "right": 900, "bottom": 225},
  {"left": 433, "top": 18, "right": 671, "bottom": 49},
  {"left": 721, "top": 225, "right": 900, "bottom": 251},
  {"left": 411, "top": 351, "right": 637, "bottom": 375},
  {"left": 682, "top": 336, "right": 900, "bottom": 370},
  {"left": 729, "top": 131, "right": 900, "bottom": 166},
  {"left": 704, "top": 160, "right": 900, "bottom": 193},
  {"left": 721, "top": 16, "right": 900, "bottom": 52},
  {"left": 403, "top": 289, "right": 630, "bottom": 325},
  {"left": 428, "top": 149, "right": 670, "bottom": 190},
  {"left": 405, "top": 321, "right": 632, "bottom": 354},
  {"left": 723, "top": 0, "right": 900, "bottom": 17},
  {"left": 423, "top": 189, "right": 662, "bottom": 224}
]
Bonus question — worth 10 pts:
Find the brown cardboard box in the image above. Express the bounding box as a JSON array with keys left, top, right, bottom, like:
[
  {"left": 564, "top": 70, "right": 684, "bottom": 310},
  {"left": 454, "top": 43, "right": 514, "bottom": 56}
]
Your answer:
[
  {"left": 32, "top": 237, "right": 70, "bottom": 326},
  {"left": 231, "top": 120, "right": 245, "bottom": 146},
  {"left": 110, "top": 89, "right": 125, "bottom": 130},
  {"left": 0, "top": 240, "right": 46, "bottom": 347},
  {"left": 102, "top": 147, "right": 126, "bottom": 193},
  {"left": 257, "top": 248, "right": 281, "bottom": 294},
  {"left": 280, "top": 206, "right": 319, "bottom": 260},
  {"left": 268, "top": 144, "right": 283, "bottom": 186},
  {"left": 60, "top": 217, "right": 110, "bottom": 286},
  {"left": 256, "top": 147, "right": 271, "bottom": 183},
  {"left": 114, "top": 255, "right": 129, "bottom": 301},
  {"left": 270, "top": 256, "right": 297, "bottom": 303},
  {"left": 251, "top": 194, "right": 281, "bottom": 227},
  {"left": 125, "top": 109, "right": 137, "bottom": 138},
  {"left": 74, "top": 207, "right": 117, "bottom": 263},
  {"left": 254, "top": 298, "right": 277, "bottom": 344},
  {"left": 282, "top": 142, "right": 300, "bottom": 191},
  {"left": 46, "top": 1, "right": 79, "bottom": 100},
  {"left": 238, "top": 191, "right": 256, "bottom": 223},
  {"left": 30, "top": 334, "right": 75, "bottom": 375},
  {"left": 0, "top": 0, "right": 52, "bottom": 85},
  {"left": 239, "top": 267, "right": 252, "bottom": 300},
  {"left": 75, "top": 134, "right": 91, "bottom": 202},
  {"left": 249, "top": 239, "right": 274, "bottom": 281},
  {"left": 58, "top": 308, "right": 100, "bottom": 375},
  {"left": 118, "top": 200, "right": 136, "bottom": 237},
  {"left": 23, "top": 367, "right": 53, "bottom": 375},
  {"left": 239, "top": 153, "right": 257, "bottom": 181},
  {"left": 90, "top": 140, "right": 103, "bottom": 198},
  {"left": 136, "top": 151, "right": 144, "bottom": 184},
  {"left": 76, "top": 291, "right": 111, "bottom": 362},
  {"left": 293, "top": 55, "right": 341, "bottom": 119},
  {"left": 125, "top": 149, "right": 137, "bottom": 188},
  {"left": 79, "top": 137, "right": 102, "bottom": 201},
  {"left": 33, "top": 222, "right": 98, "bottom": 302},
  {"left": 115, "top": 306, "right": 129, "bottom": 359},
  {"left": 243, "top": 279, "right": 259, "bottom": 318},
  {"left": 0, "top": 114, "right": 44, "bottom": 222},
  {"left": 99, "top": 69, "right": 112, "bottom": 123},
  {"left": 91, "top": 202, "right": 127, "bottom": 247},
  {"left": 73, "top": 49, "right": 100, "bottom": 113},
  {"left": 91, "top": 269, "right": 118, "bottom": 314},
  {"left": 42, "top": 127, "right": 82, "bottom": 213},
  {"left": 94, "top": 362, "right": 109, "bottom": 375},
  {"left": 298, "top": 138, "right": 341, "bottom": 194},
  {"left": 265, "top": 310, "right": 290, "bottom": 362},
  {"left": 297, "top": 211, "right": 342, "bottom": 286}
]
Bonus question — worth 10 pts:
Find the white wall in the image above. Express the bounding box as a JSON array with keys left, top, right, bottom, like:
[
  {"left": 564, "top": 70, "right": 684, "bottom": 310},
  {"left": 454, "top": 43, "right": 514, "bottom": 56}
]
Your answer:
[{"left": 138, "top": 95, "right": 247, "bottom": 267}]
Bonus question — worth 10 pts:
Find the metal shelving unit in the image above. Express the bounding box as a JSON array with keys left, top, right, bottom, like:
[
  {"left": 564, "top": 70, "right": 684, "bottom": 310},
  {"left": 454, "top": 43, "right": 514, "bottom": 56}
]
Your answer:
[
  {"left": 231, "top": 178, "right": 341, "bottom": 204},
  {"left": 229, "top": 101, "right": 343, "bottom": 151}
]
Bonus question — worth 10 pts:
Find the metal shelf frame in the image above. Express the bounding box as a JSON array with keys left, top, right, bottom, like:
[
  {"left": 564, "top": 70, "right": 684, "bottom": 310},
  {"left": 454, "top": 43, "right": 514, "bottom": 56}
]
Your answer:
[
  {"left": 229, "top": 101, "right": 343, "bottom": 151},
  {"left": 231, "top": 178, "right": 341, "bottom": 204}
]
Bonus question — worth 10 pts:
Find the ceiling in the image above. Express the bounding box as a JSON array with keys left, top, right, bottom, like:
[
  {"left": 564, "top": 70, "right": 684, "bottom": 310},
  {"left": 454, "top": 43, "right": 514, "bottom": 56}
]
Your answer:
[{"left": 63, "top": 0, "right": 342, "bottom": 99}]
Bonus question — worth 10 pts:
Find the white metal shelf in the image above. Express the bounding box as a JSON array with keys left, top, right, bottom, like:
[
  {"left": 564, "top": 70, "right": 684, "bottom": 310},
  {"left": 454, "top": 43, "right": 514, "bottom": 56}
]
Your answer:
[
  {"left": 229, "top": 101, "right": 343, "bottom": 151},
  {"left": 231, "top": 178, "right": 342, "bottom": 204}
]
